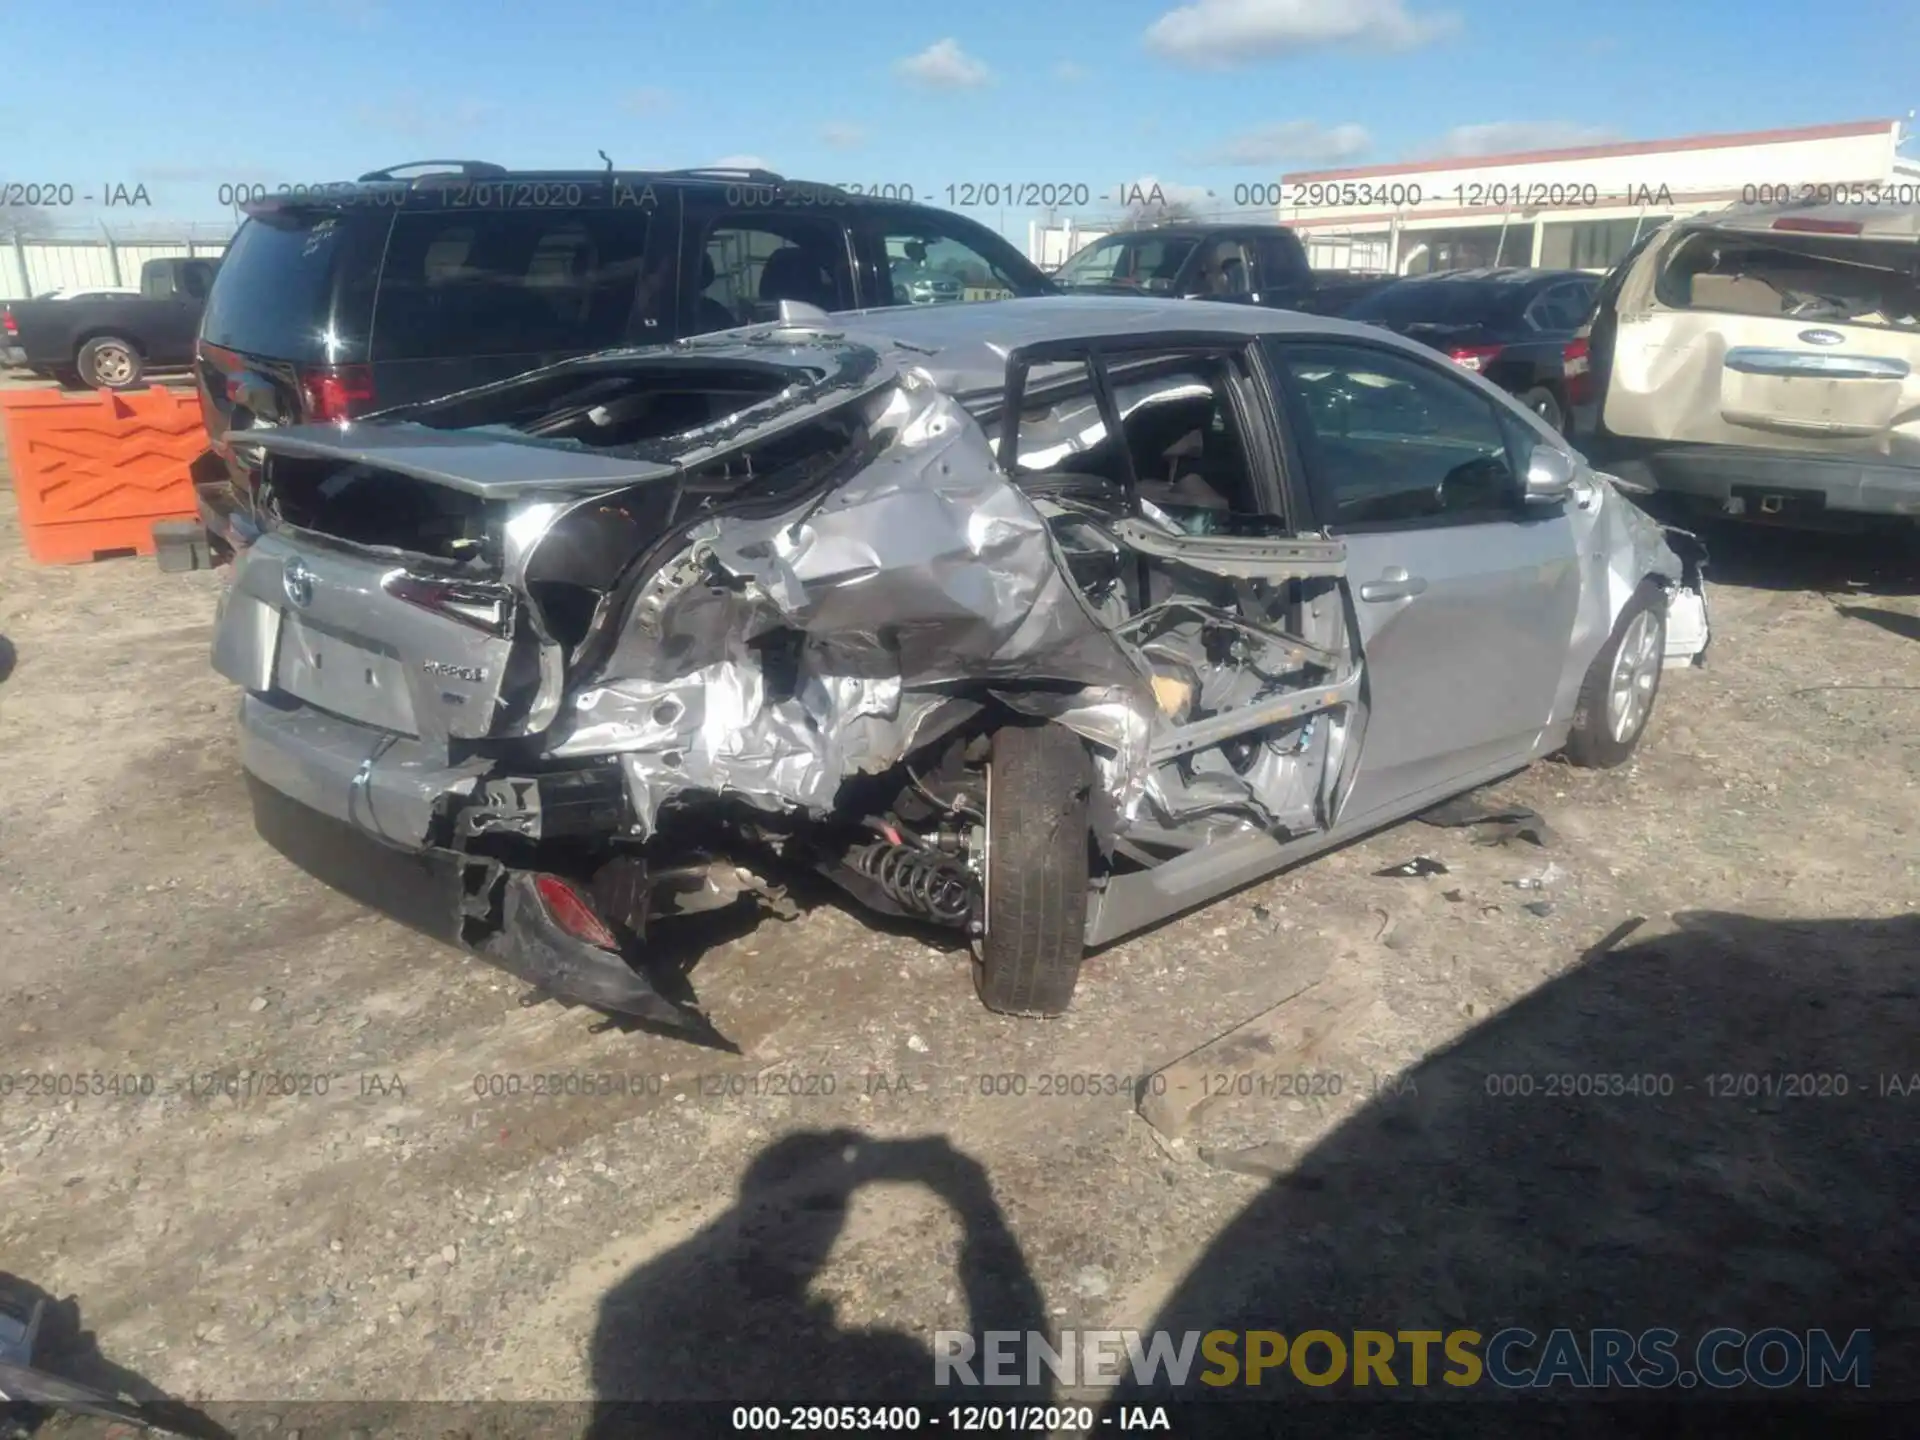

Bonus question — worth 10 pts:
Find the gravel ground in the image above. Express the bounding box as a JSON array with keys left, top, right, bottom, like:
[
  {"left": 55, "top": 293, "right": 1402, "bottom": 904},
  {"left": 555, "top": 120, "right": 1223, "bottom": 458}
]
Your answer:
[{"left": 0, "top": 407, "right": 1916, "bottom": 1436}]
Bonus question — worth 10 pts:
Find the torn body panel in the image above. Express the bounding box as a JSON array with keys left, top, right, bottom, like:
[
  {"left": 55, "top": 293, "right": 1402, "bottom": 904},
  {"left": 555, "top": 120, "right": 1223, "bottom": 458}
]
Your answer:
[{"left": 211, "top": 304, "right": 1702, "bottom": 1032}]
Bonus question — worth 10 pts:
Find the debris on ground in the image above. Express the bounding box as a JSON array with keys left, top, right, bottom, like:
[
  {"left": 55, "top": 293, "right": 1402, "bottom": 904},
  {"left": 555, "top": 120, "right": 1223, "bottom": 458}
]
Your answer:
[{"left": 1373, "top": 856, "right": 1450, "bottom": 878}]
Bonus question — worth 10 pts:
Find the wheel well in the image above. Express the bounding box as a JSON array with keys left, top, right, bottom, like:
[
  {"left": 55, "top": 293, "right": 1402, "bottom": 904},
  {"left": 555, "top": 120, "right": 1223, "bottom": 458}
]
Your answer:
[{"left": 74, "top": 329, "right": 145, "bottom": 359}]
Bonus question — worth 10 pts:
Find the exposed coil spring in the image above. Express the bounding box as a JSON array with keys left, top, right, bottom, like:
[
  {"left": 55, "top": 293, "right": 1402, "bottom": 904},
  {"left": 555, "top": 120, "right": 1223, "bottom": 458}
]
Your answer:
[{"left": 848, "top": 841, "right": 974, "bottom": 926}]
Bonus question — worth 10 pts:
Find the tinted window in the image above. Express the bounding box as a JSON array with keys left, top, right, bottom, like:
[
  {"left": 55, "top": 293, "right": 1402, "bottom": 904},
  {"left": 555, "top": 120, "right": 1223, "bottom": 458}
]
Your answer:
[
  {"left": 200, "top": 211, "right": 389, "bottom": 363},
  {"left": 698, "top": 215, "right": 852, "bottom": 327},
  {"left": 1190, "top": 237, "right": 1256, "bottom": 296},
  {"left": 1522, "top": 282, "right": 1592, "bottom": 332},
  {"left": 1054, "top": 233, "right": 1199, "bottom": 293},
  {"left": 1272, "top": 341, "right": 1520, "bottom": 528},
  {"left": 372, "top": 208, "right": 658, "bottom": 361},
  {"left": 178, "top": 260, "right": 217, "bottom": 300},
  {"left": 1346, "top": 280, "right": 1530, "bottom": 329},
  {"left": 875, "top": 220, "right": 1023, "bottom": 306}
]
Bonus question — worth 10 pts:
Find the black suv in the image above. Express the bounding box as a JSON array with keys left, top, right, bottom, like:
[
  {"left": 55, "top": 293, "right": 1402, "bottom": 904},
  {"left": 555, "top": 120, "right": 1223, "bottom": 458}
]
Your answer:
[{"left": 192, "top": 161, "right": 1053, "bottom": 549}]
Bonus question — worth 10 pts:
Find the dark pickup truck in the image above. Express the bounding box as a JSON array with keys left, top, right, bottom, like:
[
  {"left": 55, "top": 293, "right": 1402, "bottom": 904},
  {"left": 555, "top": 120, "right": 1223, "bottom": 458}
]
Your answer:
[
  {"left": 3, "top": 256, "right": 220, "bottom": 389},
  {"left": 1049, "top": 222, "right": 1394, "bottom": 316}
]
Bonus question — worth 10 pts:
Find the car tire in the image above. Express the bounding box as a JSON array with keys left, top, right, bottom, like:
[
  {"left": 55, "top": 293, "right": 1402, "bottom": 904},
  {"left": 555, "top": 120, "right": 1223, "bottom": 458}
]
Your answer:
[
  {"left": 76, "top": 336, "right": 143, "bottom": 390},
  {"left": 974, "top": 721, "right": 1094, "bottom": 1017},
  {"left": 1520, "top": 384, "right": 1566, "bottom": 435},
  {"left": 1565, "top": 582, "right": 1668, "bottom": 769}
]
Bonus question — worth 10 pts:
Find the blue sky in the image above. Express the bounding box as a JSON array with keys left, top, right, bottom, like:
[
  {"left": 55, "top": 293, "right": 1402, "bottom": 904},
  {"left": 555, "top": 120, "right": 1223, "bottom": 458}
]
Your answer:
[{"left": 2, "top": 0, "right": 1914, "bottom": 236}]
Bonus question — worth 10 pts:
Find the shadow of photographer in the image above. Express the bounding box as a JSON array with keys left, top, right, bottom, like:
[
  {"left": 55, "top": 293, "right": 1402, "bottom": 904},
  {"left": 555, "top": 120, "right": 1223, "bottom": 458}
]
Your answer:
[{"left": 587, "top": 1128, "right": 1049, "bottom": 1433}]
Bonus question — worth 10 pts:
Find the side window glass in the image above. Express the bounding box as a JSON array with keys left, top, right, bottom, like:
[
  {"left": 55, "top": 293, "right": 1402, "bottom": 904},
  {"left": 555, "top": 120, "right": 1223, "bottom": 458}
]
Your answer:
[
  {"left": 877, "top": 224, "right": 1020, "bottom": 306},
  {"left": 1003, "top": 351, "right": 1273, "bottom": 533},
  {"left": 1271, "top": 342, "right": 1520, "bottom": 528},
  {"left": 700, "top": 217, "right": 852, "bottom": 328},
  {"left": 1259, "top": 236, "right": 1308, "bottom": 290},
  {"left": 1192, "top": 239, "right": 1255, "bottom": 296},
  {"left": 373, "top": 209, "right": 655, "bottom": 360}
]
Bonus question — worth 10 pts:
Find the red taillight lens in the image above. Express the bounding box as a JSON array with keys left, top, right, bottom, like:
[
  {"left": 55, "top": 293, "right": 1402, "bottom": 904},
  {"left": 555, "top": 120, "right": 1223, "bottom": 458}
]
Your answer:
[
  {"left": 1773, "top": 217, "right": 1862, "bottom": 235},
  {"left": 1447, "top": 344, "right": 1504, "bottom": 372},
  {"left": 1563, "top": 337, "right": 1592, "bottom": 404},
  {"left": 2, "top": 311, "right": 15, "bottom": 336},
  {"left": 533, "top": 874, "right": 619, "bottom": 949},
  {"left": 297, "top": 363, "right": 375, "bottom": 421},
  {"left": 380, "top": 572, "right": 511, "bottom": 634}
]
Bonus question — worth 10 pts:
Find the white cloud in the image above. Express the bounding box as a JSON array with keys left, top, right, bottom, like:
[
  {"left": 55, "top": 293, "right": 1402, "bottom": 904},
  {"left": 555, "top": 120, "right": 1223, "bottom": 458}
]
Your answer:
[
  {"left": 1052, "top": 59, "right": 1089, "bottom": 82},
  {"left": 1197, "top": 120, "right": 1371, "bottom": 166},
  {"left": 708, "top": 154, "right": 774, "bottom": 171},
  {"left": 820, "top": 121, "right": 866, "bottom": 151},
  {"left": 894, "top": 38, "right": 993, "bottom": 90},
  {"left": 1145, "top": 0, "right": 1459, "bottom": 67},
  {"left": 352, "top": 96, "right": 493, "bottom": 139},
  {"left": 1424, "top": 121, "right": 1620, "bottom": 158},
  {"left": 622, "top": 87, "right": 674, "bottom": 115}
]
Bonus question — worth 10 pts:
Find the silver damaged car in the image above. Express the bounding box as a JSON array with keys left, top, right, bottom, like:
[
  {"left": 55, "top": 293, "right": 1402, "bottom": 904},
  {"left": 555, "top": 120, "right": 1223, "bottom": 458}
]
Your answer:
[{"left": 209, "top": 296, "right": 1709, "bottom": 1045}]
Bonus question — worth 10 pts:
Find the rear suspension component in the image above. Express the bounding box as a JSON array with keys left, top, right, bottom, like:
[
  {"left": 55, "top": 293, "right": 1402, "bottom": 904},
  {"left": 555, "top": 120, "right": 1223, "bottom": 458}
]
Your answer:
[{"left": 847, "top": 841, "right": 974, "bottom": 925}]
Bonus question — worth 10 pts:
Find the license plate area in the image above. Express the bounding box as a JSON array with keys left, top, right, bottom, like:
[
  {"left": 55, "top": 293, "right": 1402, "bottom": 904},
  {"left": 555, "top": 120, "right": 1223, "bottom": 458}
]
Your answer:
[
  {"left": 1730, "top": 485, "right": 1826, "bottom": 519},
  {"left": 275, "top": 611, "right": 420, "bottom": 737}
]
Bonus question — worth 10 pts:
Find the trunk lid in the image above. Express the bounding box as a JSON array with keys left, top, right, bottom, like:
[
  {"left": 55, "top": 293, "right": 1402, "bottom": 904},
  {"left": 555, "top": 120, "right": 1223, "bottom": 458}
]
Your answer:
[
  {"left": 212, "top": 338, "right": 900, "bottom": 745},
  {"left": 1600, "top": 206, "right": 1920, "bottom": 461}
]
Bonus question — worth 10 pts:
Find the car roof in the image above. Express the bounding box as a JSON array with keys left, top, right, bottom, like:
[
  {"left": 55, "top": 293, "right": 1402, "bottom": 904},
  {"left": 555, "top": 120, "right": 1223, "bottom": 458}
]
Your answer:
[
  {"left": 746, "top": 294, "right": 1440, "bottom": 394},
  {"left": 241, "top": 166, "right": 989, "bottom": 226},
  {"left": 1672, "top": 200, "right": 1920, "bottom": 242},
  {"left": 1392, "top": 267, "right": 1592, "bottom": 286},
  {"left": 1088, "top": 223, "right": 1285, "bottom": 240}
]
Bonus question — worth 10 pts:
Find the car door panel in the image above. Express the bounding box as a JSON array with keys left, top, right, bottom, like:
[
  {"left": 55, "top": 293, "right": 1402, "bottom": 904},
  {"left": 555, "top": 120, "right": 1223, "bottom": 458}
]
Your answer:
[
  {"left": 1338, "top": 517, "right": 1578, "bottom": 821},
  {"left": 992, "top": 335, "right": 1357, "bottom": 851},
  {"left": 1266, "top": 336, "right": 1580, "bottom": 824}
]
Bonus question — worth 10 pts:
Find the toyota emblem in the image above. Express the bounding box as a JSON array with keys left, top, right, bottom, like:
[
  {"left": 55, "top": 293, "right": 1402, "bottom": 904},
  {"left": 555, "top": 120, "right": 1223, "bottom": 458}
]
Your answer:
[{"left": 282, "top": 558, "right": 316, "bottom": 609}]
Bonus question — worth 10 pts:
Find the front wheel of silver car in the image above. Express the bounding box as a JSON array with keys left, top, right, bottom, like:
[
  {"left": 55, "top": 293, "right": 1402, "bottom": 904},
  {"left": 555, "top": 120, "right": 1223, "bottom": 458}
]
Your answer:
[
  {"left": 1565, "top": 583, "right": 1668, "bottom": 769},
  {"left": 974, "top": 722, "right": 1094, "bottom": 1017}
]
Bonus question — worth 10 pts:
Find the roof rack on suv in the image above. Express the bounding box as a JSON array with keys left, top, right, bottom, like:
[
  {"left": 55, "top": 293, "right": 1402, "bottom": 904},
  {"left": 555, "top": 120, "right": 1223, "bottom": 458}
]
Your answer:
[
  {"left": 656, "top": 166, "right": 787, "bottom": 184},
  {"left": 356, "top": 160, "right": 510, "bottom": 183}
]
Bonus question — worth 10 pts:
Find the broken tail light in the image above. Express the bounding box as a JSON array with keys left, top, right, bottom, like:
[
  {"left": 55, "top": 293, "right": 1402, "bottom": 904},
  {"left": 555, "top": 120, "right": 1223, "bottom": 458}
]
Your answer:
[
  {"left": 382, "top": 572, "right": 513, "bottom": 635},
  {"left": 1563, "top": 337, "right": 1592, "bottom": 405},
  {"left": 296, "top": 363, "right": 376, "bottom": 421},
  {"left": 533, "top": 874, "right": 620, "bottom": 949},
  {"left": 1447, "top": 344, "right": 1504, "bottom": 372}
]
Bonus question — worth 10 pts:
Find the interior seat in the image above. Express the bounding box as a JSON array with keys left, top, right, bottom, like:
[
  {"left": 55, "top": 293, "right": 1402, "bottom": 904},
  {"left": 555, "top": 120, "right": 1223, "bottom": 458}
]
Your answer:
[
  {"left": 759, "top": 246, "right": 838, "bottom": 311},
  {"left": 693, "top": 253, "right": 738, "bottom": 333}
]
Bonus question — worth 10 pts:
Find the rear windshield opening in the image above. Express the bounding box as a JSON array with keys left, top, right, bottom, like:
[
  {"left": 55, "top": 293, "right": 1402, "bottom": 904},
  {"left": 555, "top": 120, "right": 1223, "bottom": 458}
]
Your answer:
[
  {"left": 263, "top": 457, "right": 500, "bottom": 566},
  {"left": 1656, "top": 229, "right": 1920, "bottom": 331},
  {"left": 404, "top": 362, "right": 807, "bottom": 450}
]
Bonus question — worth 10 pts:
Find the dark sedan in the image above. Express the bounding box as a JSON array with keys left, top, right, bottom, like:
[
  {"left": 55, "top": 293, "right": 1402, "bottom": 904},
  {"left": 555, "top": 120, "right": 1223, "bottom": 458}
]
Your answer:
[{"left": 1344, "top": 268, "right": 1601, "bottom": 436}]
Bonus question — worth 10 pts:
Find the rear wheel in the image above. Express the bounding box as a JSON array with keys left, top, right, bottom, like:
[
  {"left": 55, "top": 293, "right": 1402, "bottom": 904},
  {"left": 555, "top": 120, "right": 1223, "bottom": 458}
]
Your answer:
[
  {"left": 77, "top": 335, "right": 142, "bottom": 390},
  {"left": 1519, "top": 384, "right": 1566, "bottom": 435},
  {"left": 974, "top": 722, "right": 1094, "bottom": 1016},
  {"left": 1565, "top": 583, "right": 1667, "bottom": 768}
]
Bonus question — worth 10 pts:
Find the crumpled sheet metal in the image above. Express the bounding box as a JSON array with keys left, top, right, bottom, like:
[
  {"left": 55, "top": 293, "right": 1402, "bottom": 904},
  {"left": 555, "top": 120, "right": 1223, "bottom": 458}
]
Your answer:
[
  {"left": 551, "top": 373, "right": 1161, "bottom": 835},
  {"left": 1586, "top": 467, "right": 1707, "bottom": 642}
]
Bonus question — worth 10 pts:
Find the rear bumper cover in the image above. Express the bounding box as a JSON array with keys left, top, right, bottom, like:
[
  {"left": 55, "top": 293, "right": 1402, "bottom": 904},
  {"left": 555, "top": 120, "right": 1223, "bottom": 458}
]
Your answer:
[
  {"left": 239, "top": 699, "right": 724, "bottom": 1040},
  {"left": 1623, "top": 444, "right": 1920, "bottom": 519}
]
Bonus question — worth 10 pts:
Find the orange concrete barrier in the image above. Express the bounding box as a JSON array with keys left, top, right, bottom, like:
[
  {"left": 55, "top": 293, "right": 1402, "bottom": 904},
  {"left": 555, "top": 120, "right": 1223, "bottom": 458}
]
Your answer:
[{"left": 0, "top": 384, "right": 205, "bottom": 564}]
